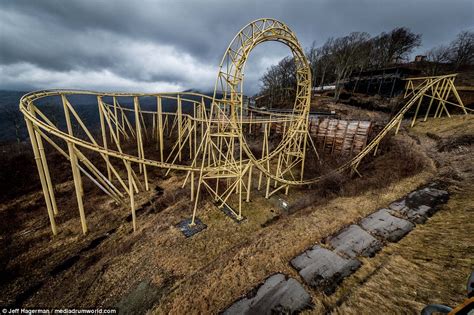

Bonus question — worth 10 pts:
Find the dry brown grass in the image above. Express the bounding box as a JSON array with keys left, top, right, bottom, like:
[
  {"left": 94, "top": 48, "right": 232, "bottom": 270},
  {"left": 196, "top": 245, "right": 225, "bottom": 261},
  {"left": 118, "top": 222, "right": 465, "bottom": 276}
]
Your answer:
[
  {"left": 0, "top": 132, "right": 433, "bottom": 311},
  {"left": 308, "top": 115, "right": 474, "bottom": 314},
  {"left": 314, "top": 98, "right": 390, "bottom": 121},
  {"left": 149, "top": 169, "right": 433, "bottom": 314},
  {"left": 1, "top": 116, "right": 471, "bottom": 314},
  {"left": 325, "top": 185, "right": 473, "bottom": 314}
]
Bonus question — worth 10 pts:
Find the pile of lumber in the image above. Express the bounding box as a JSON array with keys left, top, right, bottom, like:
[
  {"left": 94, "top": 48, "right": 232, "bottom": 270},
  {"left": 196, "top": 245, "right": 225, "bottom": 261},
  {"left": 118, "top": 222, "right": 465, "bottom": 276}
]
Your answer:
[
  {"left": 311, "top": 118, "right": 372, "bottom": 155},
  {"left": 258, "top": 117, "right": 372, "bottom": 156}
]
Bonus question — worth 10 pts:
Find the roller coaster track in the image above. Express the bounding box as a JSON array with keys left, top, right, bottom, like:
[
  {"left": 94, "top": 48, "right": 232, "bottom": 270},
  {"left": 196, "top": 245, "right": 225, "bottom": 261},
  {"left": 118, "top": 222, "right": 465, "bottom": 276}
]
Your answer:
[{"left": 19, "top": 18, "right": 470, "bottom": 235}]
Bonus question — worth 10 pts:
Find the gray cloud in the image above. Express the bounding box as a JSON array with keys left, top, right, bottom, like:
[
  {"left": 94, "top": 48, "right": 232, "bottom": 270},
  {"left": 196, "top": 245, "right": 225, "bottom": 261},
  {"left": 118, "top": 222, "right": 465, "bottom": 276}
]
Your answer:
[{"left": 1, "top": 0, "right": 473, "bottom": 94}]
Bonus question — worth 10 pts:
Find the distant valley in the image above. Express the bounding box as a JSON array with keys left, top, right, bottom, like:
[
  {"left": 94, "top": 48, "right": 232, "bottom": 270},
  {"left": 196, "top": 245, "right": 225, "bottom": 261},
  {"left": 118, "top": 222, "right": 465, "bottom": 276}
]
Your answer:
[{"left": 0, "top": 90, "right": 216, "bottom": 143}]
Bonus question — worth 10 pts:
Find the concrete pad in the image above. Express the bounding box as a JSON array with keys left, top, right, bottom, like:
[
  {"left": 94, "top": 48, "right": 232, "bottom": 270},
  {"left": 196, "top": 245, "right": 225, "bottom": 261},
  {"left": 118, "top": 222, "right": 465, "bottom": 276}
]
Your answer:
[
  {"left": 223, "top": 273, "right": 312, "bottom": 315},
  {"left": 328, "top": 225, "right": 382, "bottom": 258},
  {"left": 220, "top": 203, "right": 246, "bottom": 223},
  {"left": 360, "top": 209, "right": 414, "bottom": 242},
  {"left": 425, "top": 187, "right": 449, "bottom": 198},
  {"left": 176, "top": 217, "right": 207, "bottom": 238},
  {"left": 290, "top": 246, "right": 360, "bottom": 294},
  {"left": 388, "top": 199, "right": 406, "bottom": 212}
]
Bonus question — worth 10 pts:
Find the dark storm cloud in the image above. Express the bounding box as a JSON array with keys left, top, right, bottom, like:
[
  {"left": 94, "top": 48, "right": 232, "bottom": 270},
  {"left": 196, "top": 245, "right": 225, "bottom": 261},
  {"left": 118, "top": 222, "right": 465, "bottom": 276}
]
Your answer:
[{"left": 0, "top": 0, "right": 472, "bottom": 93}]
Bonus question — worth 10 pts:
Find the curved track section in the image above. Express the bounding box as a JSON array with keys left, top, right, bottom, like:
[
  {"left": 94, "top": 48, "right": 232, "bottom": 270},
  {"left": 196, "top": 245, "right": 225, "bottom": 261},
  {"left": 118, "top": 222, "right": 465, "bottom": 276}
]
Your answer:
[
  {"left": 192, "top": 18, "right": 312, "bottom": 220},
  {"left": 19, "top": 19, "right": 469, "bottom": 235}
]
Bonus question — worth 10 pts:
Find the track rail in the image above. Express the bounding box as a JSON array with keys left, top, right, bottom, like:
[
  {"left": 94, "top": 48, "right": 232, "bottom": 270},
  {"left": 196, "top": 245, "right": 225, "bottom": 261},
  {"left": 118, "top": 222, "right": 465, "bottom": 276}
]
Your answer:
[{"left": 19, "top": 19, "right": 470, "bottom": 235}]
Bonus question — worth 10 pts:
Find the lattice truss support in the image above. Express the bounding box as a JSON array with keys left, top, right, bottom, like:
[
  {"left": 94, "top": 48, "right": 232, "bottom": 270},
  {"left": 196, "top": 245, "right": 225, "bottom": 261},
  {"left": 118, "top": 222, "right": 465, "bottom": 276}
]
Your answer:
[
  {"left": 19, "top": 18, "right": 471, "bottom": 235},
  {"left": 189, "top": 18, "right": 313, "bottom": 224}
]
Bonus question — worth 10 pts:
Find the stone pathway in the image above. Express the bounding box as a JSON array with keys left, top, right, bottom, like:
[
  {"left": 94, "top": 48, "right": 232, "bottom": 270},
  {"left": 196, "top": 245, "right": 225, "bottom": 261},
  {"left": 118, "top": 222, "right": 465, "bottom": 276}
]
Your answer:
[
  {"left": 223, "top": 274, "right": 312, "bottom": 315},
  {"left": 222, "top": 183, "right": 449, "bottom": 314},
  {"left": 328, "top": 224, "right": 382, "bottom": 258},
  {"left": 359, "top": 209, "right": 415, "bottom": 242},
  {"left": 290, "top": 245, "right": 360, "bottom": 295}
]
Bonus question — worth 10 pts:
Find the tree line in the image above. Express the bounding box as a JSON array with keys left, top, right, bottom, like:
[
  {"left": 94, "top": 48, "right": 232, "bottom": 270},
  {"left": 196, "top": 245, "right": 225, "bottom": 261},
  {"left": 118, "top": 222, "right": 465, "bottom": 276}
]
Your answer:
[
  {"left": 425, "top": 31, "right": 474, "bottom": 75},
  {"left": 259, "top": 28, "right": 473, "bottom": 102}
]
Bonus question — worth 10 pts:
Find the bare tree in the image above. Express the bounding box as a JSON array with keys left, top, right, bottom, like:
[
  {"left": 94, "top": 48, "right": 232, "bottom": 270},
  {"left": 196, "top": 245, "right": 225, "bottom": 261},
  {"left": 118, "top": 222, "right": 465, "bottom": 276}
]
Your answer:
[
  {"left": 330, "top": 32, "right": 370, "bottom": 101},
  {"left": 371, "top": 27, "right": 421, "bottom": 67},
  {"left": 448, "top": 30, "right": 474, "bottom": 70},
  {"left": 425, "top": 45, "right": 451, "bottom": 75},
  {"left": 306, "top": 41, "right": 320, "bottom": 89},
  {"left": 424, "top": 31, "right": 473, "bottom": 74},
  {"left": 260, "top": 56, "right": 296, "bottom": 107},
  {"left": 316, "top": 38, "right": 335, "bottom": 87},
  {"left": 2, "top": 105, "right": 23, "bottom": 145},
  {"left": 351, "top": 38, "right": 373, "bottom": 93},
  {"left": 258, "top": 26, "right": 421, "bottom": 102}
]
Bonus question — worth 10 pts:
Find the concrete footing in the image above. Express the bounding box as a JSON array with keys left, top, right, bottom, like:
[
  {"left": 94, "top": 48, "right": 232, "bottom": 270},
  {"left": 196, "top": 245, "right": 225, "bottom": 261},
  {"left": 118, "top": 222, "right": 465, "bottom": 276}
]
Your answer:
[
  {"left": 220, "top": 203, "right": 246, "bottom": 223},
  {"left": 177, "top": 218, "right": 207, "bottom": 238}
]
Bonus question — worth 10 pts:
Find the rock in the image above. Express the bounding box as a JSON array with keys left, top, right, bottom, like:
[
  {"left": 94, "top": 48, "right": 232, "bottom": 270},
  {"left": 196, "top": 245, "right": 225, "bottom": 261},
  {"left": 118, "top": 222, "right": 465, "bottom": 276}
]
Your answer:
[
  {"left": 223, "top": 273, "right": 312, "bottom": 315},
  {"left": 360, "top": 209, "right": 415, "bottom": 242},
  {"left": 405, "top": 187, "right": 449, "bottom": 209},
  {"left": 388, "top": 199, "right": 406, "bottom": 211},
  {"left": 290, "top": 245, "right": 360, "bottom": 294},
  {"left": 394, "top": 204, "right": 434, "bottom": 224},
  {"left": 328, "top": 225, "right": 382, "bottom": 258}
]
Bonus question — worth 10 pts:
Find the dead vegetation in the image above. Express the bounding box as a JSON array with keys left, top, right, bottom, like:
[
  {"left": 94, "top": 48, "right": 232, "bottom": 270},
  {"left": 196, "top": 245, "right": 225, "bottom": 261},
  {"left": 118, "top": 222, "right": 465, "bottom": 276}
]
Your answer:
[
  {"left": 293, "top": 132, "right": 433, "bottom": 211},
  {"left": 323, "top": 115, "right": 474, "bottom": 314},
  {"left": 437, "top": 134, "right": 474, "bottom": 152},
  {"left": 0, "top": 114, "right": 471, "bottom": 314},
  {"left": 315, "top": 97, "right": 389, "bottom": 121}
]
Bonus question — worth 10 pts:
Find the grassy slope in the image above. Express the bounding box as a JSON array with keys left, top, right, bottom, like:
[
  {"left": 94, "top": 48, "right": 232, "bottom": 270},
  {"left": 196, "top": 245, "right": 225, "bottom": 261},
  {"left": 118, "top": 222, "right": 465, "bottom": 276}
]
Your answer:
[
  {"left": 153, "top": 138, "right": 436, "bottom": 313},
  {"left": 0, "top": 115, "right": 471, "bottom": 314},
  {"left": 322, "top": 115, "right": 474, "bottom": 314}
]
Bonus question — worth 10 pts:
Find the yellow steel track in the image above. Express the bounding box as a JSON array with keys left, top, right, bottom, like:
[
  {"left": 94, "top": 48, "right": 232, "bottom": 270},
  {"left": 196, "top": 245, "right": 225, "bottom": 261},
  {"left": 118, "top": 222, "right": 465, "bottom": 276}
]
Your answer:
[{"left": 19, "top": 19, "right": 470, "bottom": 235}]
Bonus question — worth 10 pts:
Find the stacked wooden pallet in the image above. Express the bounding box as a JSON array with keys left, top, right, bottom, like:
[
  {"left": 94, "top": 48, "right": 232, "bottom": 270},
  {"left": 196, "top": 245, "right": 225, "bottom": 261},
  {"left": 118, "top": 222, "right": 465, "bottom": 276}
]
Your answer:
[
  {"left": 263, "top": 117, "right": 372, "bottom": 155},
  {"left": 310, "top": 118, "right": 372, "bottom": 155},
  {"left": 244, "top": 116, "right": 372, "bottom": 156}
]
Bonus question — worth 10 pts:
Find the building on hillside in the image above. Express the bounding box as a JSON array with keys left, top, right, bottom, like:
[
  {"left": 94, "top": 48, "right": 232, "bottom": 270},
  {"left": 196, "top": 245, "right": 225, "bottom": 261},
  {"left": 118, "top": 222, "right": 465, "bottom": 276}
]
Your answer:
[
  {"left": 414, "top": 55, "right": 427, "bottom": 62},
  {"left": 344, "top": 66, "right": 421, "bottom": 98}
]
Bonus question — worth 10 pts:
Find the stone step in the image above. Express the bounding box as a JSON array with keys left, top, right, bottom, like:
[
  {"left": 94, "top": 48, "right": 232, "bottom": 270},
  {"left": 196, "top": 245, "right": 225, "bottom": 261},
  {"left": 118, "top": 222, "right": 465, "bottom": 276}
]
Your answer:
[
  {"left": 223, "top": 184, "right": 449, "bottom": 311},
  {"left": 223, "top": 273, "right": 312, "bottom": 315},
  {"left": 328, "top": 224, "right": 382, "bottom": 258},
  {"left": 405, "top": 187, "right": 449, "bottom": 208},
  {"left": 290, "top": 245, "right": 360, "bottom": 294},
  {"left": 360, "top": 209, "right": 415, "bottom": 242},
  {"left": 389, "top": 204, "right": 434, "bottom": 224},
  {"left": 388, "top": 186, "right": 449, "bottom": 224}
]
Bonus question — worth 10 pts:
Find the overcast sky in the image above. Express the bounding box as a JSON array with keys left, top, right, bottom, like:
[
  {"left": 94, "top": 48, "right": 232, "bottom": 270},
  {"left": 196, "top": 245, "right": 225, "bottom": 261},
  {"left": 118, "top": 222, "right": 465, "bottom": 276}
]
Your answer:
[{"left": 1, "top": 0, "right": 473, "bottom": 94}]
